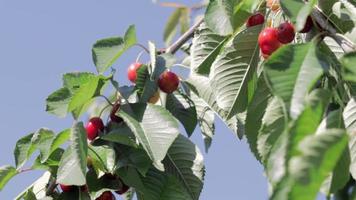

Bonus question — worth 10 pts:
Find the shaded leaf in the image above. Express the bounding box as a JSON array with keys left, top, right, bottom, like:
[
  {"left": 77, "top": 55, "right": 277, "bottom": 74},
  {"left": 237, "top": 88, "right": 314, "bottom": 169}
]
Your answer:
[{"left": 166, "top": 91, "right": 197, "bottom": 136}]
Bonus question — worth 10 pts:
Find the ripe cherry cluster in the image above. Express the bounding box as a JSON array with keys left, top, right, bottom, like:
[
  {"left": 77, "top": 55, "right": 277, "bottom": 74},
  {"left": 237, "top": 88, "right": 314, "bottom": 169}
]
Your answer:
[
  {"left": 127, "top": 62, "right": 180, "bottom": 94},
  {"left": 59, "top": 103, "right": 129, "bottom": 199},
  {"left": 246, "top": 11, "right": 313, "bottom": 59}
]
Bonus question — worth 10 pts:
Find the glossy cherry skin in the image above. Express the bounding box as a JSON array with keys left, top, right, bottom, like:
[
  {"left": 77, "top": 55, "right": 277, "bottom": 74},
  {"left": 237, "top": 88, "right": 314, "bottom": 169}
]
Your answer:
[
  {"left": 86, "top": 117, "right": 104, "bottom": 141},
  {"left": 96, "top": 191, "right": 115, "bottom": 200},
  {"left": 127, "top": 62, "right": 142, "bottom": 83},
  {"left": 158, "top": 71, "right": 180, "bottom": 94},
  {"left": 299, "top": 16, "right": 313, "bottom": 33},
  {"left": 246, "top": 13, "right": 265, "bottom": 27},
  {"left": 277, "top": 22, "right": 295, "bottom": 44},
  {"left": 258, "top": 28, "right": 281, "bottom": 56},
  {"left": 59, "top": 184, "right": 74, "bottom": 192}
]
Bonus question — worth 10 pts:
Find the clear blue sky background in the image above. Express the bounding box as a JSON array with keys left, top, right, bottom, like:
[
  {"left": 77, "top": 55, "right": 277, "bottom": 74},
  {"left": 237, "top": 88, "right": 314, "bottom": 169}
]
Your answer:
[{"left": 0, "top": 1, "right": 270, "bottom": 199}]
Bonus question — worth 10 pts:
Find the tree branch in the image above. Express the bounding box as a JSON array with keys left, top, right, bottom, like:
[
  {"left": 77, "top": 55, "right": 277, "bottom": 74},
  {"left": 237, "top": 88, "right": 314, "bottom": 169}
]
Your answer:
[
  {"left": 311, "top": 7, "right": 356, "bottom": 53},
  {"left": 165, "top": 18, "right": 203, "bottom": 54}
]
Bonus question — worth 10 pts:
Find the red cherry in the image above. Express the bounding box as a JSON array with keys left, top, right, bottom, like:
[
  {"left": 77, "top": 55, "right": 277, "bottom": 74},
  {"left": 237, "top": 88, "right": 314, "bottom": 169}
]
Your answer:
[
  {"left": 115, "top": 184, "right": 130, "bottom": 195},
  {"left": 59, "top": 184, "right": 74, "bottom": 192},
  {"left": 115, "top": 178, "right": 130, "bottom": 195},
  {"left": 110, "top": 103, "right": 123, "bottom": 123},
  {"left": 246, "top": 13, "right": 265, "bottom": 27},
  {"left": 158, "top": 71, "right": 179, "bottom": 94},
  {"left": 299, "top": 16, "right": 313, "bottom": 33},
  {"left": 96, "top": 191, "right": 115, "bottom": 200},
  {"left": 127, "top": 62, "right": 142, "bottom": 83},
  {"left": 258, "top": 28, "right": 281, "bottom": 56},
  {"left": 277, "top": 22, "right": 295, "bottom": 44},
  {"left": 86, "top": 117, "right": 104, "bottom": 141}
]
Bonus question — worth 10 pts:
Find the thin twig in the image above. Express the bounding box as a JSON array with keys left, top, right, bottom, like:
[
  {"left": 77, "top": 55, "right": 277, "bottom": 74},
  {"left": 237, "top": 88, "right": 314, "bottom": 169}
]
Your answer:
[{"left": 165, "top": 18, "right": 204, "bottom": 54}]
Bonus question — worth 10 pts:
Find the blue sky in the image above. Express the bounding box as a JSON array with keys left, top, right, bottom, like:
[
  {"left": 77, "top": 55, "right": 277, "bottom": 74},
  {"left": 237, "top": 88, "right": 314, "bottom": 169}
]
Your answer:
[{"left": 0, "top": 1, "right": 268, "bottom": 199}]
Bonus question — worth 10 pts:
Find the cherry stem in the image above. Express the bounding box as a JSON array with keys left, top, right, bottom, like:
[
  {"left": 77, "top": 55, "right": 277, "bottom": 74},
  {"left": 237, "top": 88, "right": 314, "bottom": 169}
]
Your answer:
[
  {"left": 99, "top": 95, "right": 114, "bottom": 106},
  {"left": 135, "top": 50, "right": 145, "bottom": 63},
  {"left": 99, "top": 104, "right": 111, "bottom": 118},
  {"left": 134, "top": 43, "right": 150, "bottom": 54}
]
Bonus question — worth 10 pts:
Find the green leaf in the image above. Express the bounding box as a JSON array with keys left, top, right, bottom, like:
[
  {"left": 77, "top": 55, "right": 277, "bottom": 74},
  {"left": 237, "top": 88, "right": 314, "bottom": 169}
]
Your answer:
[
  {"left": 116, "top": 167, "right": 146, "bottom": 194},
  {"left": 288, "top": 129, "right": 348, "bottom": 200},
  {"left": 121, "top": 188, "right": 135, "bottom": 200},
  {"left": 209, "top": 25, "right": 261, "bottom": 118},
  {"left": 180, "top": 8, "right": 190, "bottom": 34},
  {"left": 266, "top": 130, "right": 289, "bottom": 186},
  {"left": 164, "top": 8, "right": 182, "bottom": 45},
  {"left": 205, "top": 0, "right": 261, "bottom": 35},
  {"left": 57, "top": 122, "right": 88, "bottom": 185},
  {"left": 191, "top": 22, "right": 227, "bottom": 74},
  {"left": 23, "top": 189, "right": 36, "bottom": 200},
  {"left": 186, "top": 74, "right": 243, "bottom": 138},
  {"left": 343, "top": 98, "right": 356, "bottom": 179},
  {"left": 88, "top": 144, "right": 116, "bottom": 173},
  {"left": 14, "top": 133, "right": 35, "bottom": 169},
  {"left": 45, "top": 87, "right": 72, "bottom": 118},
  {"left": 232, "top": 0, "right": 263, "bottom": 30},
  {"left": 31, "top": 128, "right": 55, "bottom": 163},
  {"left": 116, "top": 146, "right": 152, "bottom": 176},
  {"left": 135, "top": 65, "right": 159, "bottom": 103},
  {"left": 92, "top": 25, "right": 137, "bottom": 73},
  {"left": 0, "top": 165, "right": 17, "bottom": 191},
  {"left": 47, "top": 129, "right": 70, "bottom": 161},
  {"left": 166, "top": 91, "right": 197, "bottom": 136},
  {"left": 264, "top": 43, "right": 327, "bottom": 119},
  {"left": 68, "top": 74, "right": 108, "bottom": 119},
  {"left": 101, "top": 126, "right": 138, "bottom": 148},
  {"left": 205, "top": 0, "right": 236, "bottom": 36},
  {"left": 190, "top": 91, "right": 215, "bottom": 153},
  {"left": 86, "top": 169, "right": 122, "bottom": 199},
  {"left": 257, "top": 97, "right": 287, "bottom": 164},
  {"left": 62, "top": 72, "right": 96, "bottom": 93},
  {"left": 317, "top": 109, "right": 350, "bottom": 194},
  {"left": 68, "top": 76, "right": 101, "bottom": 112},
  {"left": 245, "top": 76, "right": 272, "bottom": 161},
  {"left": 280, "top": 0, "right": 317, "bottom": 31},
  {"left": 139, "top": 135, "right": 204, "bottom": 200},
  {"left": 341, "top": 52, "right": 356, "bottom": 82},
  {"left": 288, "top": 89, "right": 331, "bottom": 157},
  {"left": 124, "top": 25, "right": 137, "bottom": 48},
  {"left": 119, "top": 104, "right": 180, "bottom": 170}
]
